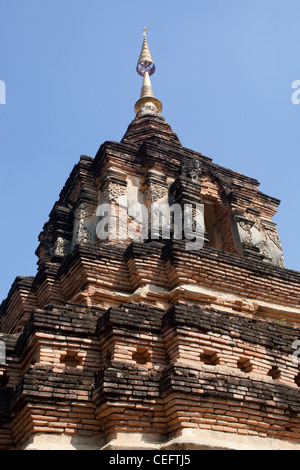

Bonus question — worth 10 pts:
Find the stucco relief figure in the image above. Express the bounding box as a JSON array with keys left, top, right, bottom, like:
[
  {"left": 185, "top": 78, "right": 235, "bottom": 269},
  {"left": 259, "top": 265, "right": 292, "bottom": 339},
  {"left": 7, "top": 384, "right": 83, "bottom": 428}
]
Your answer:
[
  {"left": 181, "top": 157, "right": 202, "bottom": 181},
  {"left": 74, "top": 203, "right": 90, "bottom": 219},
  {"left": 52, "top": 237, "right": 70, "bottom": 257},
  {"left": 75, "top": 221, "right": 93, "bottom": 244},
  {"left": 72, "top": 203, "right": 95, "bottom": 247},
  {"left": 238, "top": 220, "right": 254, "bottom": 244},
  {"left": 233, "top": 212, "right": 285, "bottom": 267},
  {"left": 266, "top": 229, "right": 283, "bottom": 251},
  {"left": 265, "top": 228, "right": 285, "bottom": 268}
]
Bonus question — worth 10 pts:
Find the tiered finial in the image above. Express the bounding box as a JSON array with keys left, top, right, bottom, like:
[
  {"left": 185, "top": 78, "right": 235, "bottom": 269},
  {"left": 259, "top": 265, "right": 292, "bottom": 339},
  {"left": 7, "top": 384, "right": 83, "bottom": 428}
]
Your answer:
[
  {"left": 134, "top": 28, "right": 162, "bottom": 115},
  {"left": 136, "top": 27, "right": 156, "bottom": 77}
]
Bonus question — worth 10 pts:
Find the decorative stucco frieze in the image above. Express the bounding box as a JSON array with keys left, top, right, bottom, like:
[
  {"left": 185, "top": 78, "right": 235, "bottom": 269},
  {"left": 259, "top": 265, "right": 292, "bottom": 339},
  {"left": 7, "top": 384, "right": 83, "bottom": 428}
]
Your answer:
[
  {"left": 99, "top": 168, "right": 128, "bottom": 203},
  {"left": 145, "top": 182, "right": 168, "bottom": 203},
  {"left": 141, "top": 169, "right": 169, "bottom": 205},
  {"left": 101, "top": 182, "right": 127, "bottom": 202}
]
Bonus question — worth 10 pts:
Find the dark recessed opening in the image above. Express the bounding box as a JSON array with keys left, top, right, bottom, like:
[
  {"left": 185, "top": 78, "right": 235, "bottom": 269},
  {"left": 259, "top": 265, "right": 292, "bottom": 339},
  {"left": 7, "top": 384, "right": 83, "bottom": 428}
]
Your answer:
[
  {"left": 204, "top": 204, "right": 223, "bottom": 250},
  {"left": 237, "top": 357, "right": 253, "bottom": 373},
  {"left": 105, "top": 351, "right": 112, "bottom": 362},
  {"left": 0, "top": 371, "right": 9, "bottom": 387},
  {"left": 200, "top": 349, "right": 219, "bottom": 366},
  {"left": 267, "top": 366, "right": 281, "bottom": 380},
  {"left": 60, "top": 351, "right": 81, "bottom": 367},
  {"left": 133, "top": 347, "right": 151, "bottom": 365}
]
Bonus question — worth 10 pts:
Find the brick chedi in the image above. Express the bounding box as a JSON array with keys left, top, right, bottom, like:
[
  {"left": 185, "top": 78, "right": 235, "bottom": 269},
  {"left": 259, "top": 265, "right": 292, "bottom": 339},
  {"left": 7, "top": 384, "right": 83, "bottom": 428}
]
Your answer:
[{"left": 1, "top": 31, "right": 300, "bottom": 451}]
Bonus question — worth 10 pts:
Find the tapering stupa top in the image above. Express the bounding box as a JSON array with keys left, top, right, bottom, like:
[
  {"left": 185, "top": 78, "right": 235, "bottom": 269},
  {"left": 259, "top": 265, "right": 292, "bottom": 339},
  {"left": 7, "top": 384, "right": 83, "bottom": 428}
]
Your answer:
[
  {"left": 136, "top": 27, "right": 156, "bottom": 77},
  {"left": 134, "top": 28, "right": 162, "bottom": 115}
]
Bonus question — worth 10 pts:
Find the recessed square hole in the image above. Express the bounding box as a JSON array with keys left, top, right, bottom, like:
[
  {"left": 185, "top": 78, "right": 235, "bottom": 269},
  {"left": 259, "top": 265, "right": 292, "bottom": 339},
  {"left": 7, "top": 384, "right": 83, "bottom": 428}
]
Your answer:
[
  {"left": 237, "top": 357, "right": 253, "bottom": 373},
  {"left": 200, "top": 349, "right": 219, "bottom": 366},
  {"left": 133, "top": 347, "right": 151, "bottom": 365},
  {"left": 268, "top": 366, "right": 281, "bottom": 380},
  {"left": 295, "top": 372, "right": 300, "bottom": 387},
  {"left": 60, "top": 351, "right": 82, "bottom": 367}
]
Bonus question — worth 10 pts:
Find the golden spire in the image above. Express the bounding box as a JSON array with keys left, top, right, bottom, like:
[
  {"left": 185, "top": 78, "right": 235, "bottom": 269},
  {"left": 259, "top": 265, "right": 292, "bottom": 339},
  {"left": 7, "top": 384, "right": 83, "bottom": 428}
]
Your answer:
[{"left": 135, "top": 28, "right": 162, "bottom": 115}]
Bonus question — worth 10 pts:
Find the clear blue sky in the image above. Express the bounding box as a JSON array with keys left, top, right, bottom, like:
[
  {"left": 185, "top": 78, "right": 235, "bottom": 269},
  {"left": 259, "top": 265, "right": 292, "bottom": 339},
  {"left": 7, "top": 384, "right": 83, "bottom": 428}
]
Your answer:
[{"left": 0, "top": 0, "right": 299, "bottom": 301}]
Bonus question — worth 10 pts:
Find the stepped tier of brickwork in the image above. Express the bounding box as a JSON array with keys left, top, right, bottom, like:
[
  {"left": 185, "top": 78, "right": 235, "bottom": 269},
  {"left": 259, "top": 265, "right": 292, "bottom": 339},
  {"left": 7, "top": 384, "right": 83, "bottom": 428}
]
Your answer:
[
  {"left": 1, "top": 113, "right": 299, "bottom": 450},
  {"left": 1, "top": 300, "right": 300, "bottom": 449}
]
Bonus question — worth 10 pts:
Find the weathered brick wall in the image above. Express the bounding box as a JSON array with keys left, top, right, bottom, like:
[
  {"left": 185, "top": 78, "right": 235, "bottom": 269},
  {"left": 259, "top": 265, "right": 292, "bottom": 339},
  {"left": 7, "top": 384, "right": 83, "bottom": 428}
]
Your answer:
[
  {"left": 0, "top": 113, "right": 299, "bottom": 449},
  {"left": 0, "top": 298, "right": 300, "bottom": 448}
]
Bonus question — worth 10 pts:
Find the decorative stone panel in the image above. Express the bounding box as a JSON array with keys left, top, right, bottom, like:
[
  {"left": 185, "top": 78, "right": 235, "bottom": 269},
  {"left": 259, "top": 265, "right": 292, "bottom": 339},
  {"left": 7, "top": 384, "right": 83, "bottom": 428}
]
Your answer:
[
  {"left": 71, "top": 203, "right": 96, "bottom": 248},
  {"left": 180, "top": 156, "right": 203, "bottom": 181},
  {"left": 140, "top": 169, "right": 168, "bottom": 205},
  {"left": 232, "top": 208, "right": 285, "bottom": 267},
  {"left": 99, "top": 168, "right": 127, "bottom": 203}
]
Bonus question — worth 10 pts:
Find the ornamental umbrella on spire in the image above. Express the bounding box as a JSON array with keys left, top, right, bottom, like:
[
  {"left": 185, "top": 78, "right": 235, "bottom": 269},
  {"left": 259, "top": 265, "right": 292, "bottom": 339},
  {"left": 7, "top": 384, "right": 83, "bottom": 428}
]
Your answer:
[
  {"left": 136, "top": 27, "right": 156, "bottom": 76},
  {"left": 134, "top": 28, "right": 162, "bottom": 115}
]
